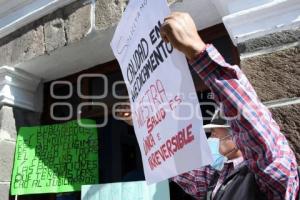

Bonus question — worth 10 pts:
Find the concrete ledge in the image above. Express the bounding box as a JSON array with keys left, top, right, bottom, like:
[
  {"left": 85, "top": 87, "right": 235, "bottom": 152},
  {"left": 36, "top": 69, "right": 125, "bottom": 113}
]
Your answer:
[
  {"left": 238, "top": 28, "right": 300, "bottom": 54},
  {"left": 223, "top": 0, "right": 300, "bottom": 45}
]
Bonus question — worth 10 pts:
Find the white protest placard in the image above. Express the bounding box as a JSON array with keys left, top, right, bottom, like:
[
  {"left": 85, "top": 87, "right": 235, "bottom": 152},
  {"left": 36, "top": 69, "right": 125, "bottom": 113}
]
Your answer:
[
  {"left": 81, "top": 180, "right": 170, "bottom": 200},
  {"left": 111, "top": 0, "right": 213, "bottom": 184}
]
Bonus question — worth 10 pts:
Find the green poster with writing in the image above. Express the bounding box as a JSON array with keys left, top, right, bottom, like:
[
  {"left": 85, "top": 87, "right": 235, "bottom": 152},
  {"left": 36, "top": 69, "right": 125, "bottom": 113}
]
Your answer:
[{"left": 11, "top": 119, "right": 99, "bottom": 195}]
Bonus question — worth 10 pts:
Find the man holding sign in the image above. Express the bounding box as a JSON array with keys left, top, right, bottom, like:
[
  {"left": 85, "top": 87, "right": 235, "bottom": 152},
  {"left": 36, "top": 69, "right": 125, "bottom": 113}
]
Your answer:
[
  {"left": 115, "top": 9, "right": 299, "bottom": 200},
  {"left": 159, "top": 12, "right": 299, "bottom": 200},
  {"left": 111, "top": 0, "right": 213, "bottom": 185}
]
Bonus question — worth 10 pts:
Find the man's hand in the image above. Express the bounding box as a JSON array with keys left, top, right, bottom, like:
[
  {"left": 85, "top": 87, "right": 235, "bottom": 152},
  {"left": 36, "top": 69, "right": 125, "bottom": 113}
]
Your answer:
[{"left": 160, "top": 12, "right": 206, "bottom": 60}]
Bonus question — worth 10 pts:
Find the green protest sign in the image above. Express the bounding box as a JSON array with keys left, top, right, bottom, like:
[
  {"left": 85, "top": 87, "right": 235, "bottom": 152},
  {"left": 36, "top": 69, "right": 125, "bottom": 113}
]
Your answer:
[{"left": 11, "top": 119, "right": 99, "bottom": 195}]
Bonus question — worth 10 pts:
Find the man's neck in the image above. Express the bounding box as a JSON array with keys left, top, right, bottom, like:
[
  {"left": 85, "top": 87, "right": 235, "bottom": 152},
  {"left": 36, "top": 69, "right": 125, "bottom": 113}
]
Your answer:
[{"left": 226, "top": 148, "right": 243, "bottom": 160}]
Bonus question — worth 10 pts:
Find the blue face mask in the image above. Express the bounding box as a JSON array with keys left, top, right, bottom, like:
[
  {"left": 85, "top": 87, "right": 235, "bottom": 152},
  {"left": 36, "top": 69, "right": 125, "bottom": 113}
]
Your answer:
[{"left": 207, "top": 137, "right": 228, "bottom": 171}]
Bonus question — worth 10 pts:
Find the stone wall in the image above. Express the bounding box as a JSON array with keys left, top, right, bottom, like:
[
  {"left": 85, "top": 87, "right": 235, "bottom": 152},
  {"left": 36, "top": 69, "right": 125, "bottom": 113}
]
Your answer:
[
  {"left": 0, "top": 107, "right": 16, "bottom": 200},
  {"left": 0, "top": 0, "right": 178, "bottom": 68},
  {"left": 0, "top": 0, "right": 92, "bottom": 66},
  {"left": 239, "top": 28, "right": 300, "bottom": 164},
  {"left": 270, "top": 104, "right": 300, "bottom": 162},
  {"left": 0, "top": 106, "right": 41, "bottom": 199},
  {"left": 0, "top": 0, "right": 132, "bottom": 67},
  {"left": 241, "top": 45, "right": 299, "bottom": 101}
]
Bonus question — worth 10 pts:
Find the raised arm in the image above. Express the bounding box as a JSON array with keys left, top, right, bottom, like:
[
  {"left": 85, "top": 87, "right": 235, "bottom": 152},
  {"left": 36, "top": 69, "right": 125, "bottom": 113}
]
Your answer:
[
  {"left": 171, "top": 166, "right": 218, "bottom": 199},
  {"left": 161, "top": 12, "right": 299, "bottom": 199},
  {"left": 190, "top": 44, "right": 298, "bottom": 199}
]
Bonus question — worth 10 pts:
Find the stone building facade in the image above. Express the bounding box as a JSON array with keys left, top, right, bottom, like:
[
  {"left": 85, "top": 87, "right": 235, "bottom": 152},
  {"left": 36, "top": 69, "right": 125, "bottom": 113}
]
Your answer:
[{"left": 0, "top": 0, "right": 299, "bottom": 199}]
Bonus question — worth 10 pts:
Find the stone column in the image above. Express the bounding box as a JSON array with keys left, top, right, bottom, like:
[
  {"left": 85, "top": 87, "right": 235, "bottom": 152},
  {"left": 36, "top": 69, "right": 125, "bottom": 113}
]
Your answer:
[
  {"left": 211, "top": 0, "right": 300, "bottom": 163},
  {"left": 0, "top": 66, "right": 42, "bottom": 199},
  {"left": 0, "top": 106, "right": 17, "bottom": 200}
]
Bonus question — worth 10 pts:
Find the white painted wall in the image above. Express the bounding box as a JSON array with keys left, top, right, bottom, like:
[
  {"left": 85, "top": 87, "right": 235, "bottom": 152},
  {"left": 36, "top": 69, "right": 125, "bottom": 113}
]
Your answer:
[
  {"left": 0, "top": 66, "right": 42, "bottom": 112},
  {"left": 221, "top": 0, "right": 300, "bottom": 44},
  {"left": 170, "top": 0, "right": 222, "bottom": 30},
  {"left": 211, "top": 0, "right": 274, "bottom": 16}
]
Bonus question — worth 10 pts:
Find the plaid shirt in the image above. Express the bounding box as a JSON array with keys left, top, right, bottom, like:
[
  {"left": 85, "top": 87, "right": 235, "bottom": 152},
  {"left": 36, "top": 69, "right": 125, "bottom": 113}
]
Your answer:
[{"left": 172, "top": 44, "right": 299, "bottom": 200}]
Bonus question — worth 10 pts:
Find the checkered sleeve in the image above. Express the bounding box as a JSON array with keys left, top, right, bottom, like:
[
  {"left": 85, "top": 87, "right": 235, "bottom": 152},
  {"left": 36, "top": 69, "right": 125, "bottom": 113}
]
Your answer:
[
  {"left": 171, "top": 166, "right": 217, "bottom": 200},
  {"left": 189, "top": 44, "right": 299, "bottom": 200}
]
